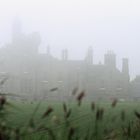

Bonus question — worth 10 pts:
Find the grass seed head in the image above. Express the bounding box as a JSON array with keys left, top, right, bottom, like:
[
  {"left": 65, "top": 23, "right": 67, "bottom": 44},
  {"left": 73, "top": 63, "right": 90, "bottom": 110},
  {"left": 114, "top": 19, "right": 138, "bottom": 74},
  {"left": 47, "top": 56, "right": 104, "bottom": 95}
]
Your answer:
[
  {"left": 111, "top": 98, "right": 118, "bottom": 108},
  {"left": 65, "top": 109, "right": 72, "bottom": 119},
  {"left": 68, "top": 127, "right": 75, "bottom": 140},
  {"left": 42, "top": 106, "right": 53, "bottom": 119},
  {"left": 100, "top": 108, "right": 104, "bottom": 120},
  {"left": 134, "top": 110, "right": 140, "bottom": 120},
  {"left": 96, "top": 108, "right": 104, "bottom": 121},
  {"left": 91, "top": 101, "right": 95, "bottom": 111},
  {"left": 63, "top": 102, "right": 67, "bottom": 113},
  {"left": 0, "top": 96, "right": 6, "bottom": 107},
  {"left": 50, "top": 87, "right": 58, "bottom": 92},
  {"left": 77, "top": 91, "right": 85, "bottom": 106},
  {"left": 96, "top": 109, "right": 100, "bottom": 120}
]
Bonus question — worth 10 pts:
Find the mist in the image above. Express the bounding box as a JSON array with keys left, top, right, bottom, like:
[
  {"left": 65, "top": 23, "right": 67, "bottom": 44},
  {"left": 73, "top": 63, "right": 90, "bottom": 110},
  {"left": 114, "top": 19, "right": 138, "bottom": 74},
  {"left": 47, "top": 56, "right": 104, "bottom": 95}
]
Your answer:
[
  {"left": 0, "top": 0, "right": 140, "bottom": 79},
  {"left": 1, "top": 1, "right": 140, "bottom": 139}
]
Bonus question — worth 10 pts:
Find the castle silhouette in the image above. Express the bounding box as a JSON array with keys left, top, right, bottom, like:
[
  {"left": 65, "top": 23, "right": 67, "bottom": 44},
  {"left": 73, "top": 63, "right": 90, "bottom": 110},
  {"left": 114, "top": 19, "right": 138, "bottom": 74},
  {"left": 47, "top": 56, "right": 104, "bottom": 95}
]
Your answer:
[{"left": 0, "top": 18, "right": 139, "bottom": 100}]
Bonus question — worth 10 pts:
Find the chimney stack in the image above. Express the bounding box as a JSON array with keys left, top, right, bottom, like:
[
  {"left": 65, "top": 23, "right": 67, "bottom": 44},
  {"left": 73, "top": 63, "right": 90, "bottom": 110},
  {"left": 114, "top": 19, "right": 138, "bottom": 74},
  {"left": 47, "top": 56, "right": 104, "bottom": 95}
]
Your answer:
[{"left": 122, "top": 58, "right": 129, "bottom": 81}]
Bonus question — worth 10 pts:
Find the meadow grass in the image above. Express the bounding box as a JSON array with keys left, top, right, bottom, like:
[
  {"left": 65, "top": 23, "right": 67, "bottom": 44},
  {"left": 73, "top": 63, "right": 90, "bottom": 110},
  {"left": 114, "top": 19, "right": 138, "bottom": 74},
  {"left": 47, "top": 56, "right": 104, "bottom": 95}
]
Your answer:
[{"left": 2, "top": 99, "right": 140, "bottom": 140}]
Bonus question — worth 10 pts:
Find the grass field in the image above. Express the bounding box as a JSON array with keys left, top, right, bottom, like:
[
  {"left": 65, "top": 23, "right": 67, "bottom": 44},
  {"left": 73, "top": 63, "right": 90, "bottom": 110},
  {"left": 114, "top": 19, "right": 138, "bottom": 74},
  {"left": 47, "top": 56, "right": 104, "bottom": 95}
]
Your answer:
[{"left": 1, "top": 98, "right": 140, "bottom": 140}]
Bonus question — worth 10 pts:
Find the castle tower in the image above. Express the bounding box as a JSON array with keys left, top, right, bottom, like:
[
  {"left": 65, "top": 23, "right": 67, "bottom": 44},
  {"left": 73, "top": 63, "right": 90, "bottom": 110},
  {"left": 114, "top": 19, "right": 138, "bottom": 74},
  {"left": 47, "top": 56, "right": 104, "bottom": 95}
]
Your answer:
[
  {"left": 12, "top": 17, "right": 23, "bottom": 42},
  {"left": 104, "top": 51, "right": 116, "bottom": 68},
  {"left": 122, "top": 58, "right": 129, "bottom": 81},
  {"left": 62, "top": 49, "right": 68, "bottom": 61},
  {"left": 86, "top": 46, "right": 93, "bottom": 64}
]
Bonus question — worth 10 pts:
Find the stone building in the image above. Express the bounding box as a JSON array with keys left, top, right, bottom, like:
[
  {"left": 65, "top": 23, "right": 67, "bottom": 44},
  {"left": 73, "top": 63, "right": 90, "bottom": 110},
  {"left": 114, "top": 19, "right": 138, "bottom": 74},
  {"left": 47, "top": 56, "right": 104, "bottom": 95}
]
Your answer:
[
  {"left": 130, "top": 76, "right": 140, "bottom": 100},
  {"left": 0, "top": 19, "right": 130, "bottom": 100}
]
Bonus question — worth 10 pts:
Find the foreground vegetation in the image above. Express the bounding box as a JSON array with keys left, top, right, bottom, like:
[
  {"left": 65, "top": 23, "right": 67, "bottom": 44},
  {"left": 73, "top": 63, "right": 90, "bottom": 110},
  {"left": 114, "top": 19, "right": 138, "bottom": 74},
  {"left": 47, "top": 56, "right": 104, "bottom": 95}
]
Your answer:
[{"left": 0, "top": 91, "right": 140, "bottom": 140}]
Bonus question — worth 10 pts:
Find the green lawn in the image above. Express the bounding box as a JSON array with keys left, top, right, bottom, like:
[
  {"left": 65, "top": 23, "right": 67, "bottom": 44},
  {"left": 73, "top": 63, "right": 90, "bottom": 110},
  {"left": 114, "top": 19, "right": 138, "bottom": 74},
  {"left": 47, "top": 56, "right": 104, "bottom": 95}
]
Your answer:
[{"left": 2, "top": 99, "right": 140, "bottom": 140}]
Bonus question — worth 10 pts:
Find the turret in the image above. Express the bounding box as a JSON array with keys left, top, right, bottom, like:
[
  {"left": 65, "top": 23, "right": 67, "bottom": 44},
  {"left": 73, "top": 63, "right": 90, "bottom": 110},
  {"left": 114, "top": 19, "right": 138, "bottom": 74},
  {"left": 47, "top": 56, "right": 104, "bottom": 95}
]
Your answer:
[
  {"left": 86, "top": 46, "right": 93, "bottom": 64},
  {"left": 104, "top": 51, "right": 116, "bottom": 68}
]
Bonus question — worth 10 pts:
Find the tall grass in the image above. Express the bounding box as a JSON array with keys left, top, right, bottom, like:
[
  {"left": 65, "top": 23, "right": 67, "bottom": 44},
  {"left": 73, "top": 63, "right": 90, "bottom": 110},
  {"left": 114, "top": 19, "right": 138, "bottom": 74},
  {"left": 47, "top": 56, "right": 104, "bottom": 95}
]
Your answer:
[{"left": 0, "top": 89, "right": 140, "bottom": 140}]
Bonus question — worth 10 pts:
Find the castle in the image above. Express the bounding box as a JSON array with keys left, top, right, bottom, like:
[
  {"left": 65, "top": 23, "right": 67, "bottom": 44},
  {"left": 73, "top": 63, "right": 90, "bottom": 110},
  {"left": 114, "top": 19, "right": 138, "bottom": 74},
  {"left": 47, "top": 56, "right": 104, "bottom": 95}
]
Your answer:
[{"left": 0, "top": 18, "right": 135, "bottom": 100}]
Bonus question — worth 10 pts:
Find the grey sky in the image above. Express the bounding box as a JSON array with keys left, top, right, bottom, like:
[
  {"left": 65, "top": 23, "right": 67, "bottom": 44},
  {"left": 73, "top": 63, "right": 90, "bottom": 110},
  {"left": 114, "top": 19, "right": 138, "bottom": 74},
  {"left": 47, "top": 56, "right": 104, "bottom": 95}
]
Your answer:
[{"left": 0, "top": 0, "right": 140, "bottom": 78}]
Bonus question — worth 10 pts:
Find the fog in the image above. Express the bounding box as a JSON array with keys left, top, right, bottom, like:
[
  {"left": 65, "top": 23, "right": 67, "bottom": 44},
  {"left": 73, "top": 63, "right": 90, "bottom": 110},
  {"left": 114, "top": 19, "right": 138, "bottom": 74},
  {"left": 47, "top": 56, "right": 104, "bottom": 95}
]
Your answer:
[
  {"left": 0, "top": 0, "right": 140, "bottom": 78},
  {"left": 0, "top": 1, "right": 140, "bottom": 139}
]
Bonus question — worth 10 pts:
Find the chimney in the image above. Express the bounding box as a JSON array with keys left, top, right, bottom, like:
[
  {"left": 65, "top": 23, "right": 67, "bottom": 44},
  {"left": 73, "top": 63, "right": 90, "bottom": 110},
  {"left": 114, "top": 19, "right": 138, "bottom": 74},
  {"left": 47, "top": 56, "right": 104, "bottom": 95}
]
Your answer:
[
  {"left": 86, "top": 46, "right": 93, "bottom": 64},
  {"left": 122, "top": 58, "right": 129, "bottom": 76}
]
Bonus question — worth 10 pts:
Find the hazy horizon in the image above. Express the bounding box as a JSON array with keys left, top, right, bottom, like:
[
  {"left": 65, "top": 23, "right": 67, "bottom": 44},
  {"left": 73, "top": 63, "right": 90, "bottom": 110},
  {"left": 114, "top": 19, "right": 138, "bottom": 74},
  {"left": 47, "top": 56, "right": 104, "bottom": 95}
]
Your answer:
[{"left": 0, "top": 0, "right": 140, "bottom": 79}]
